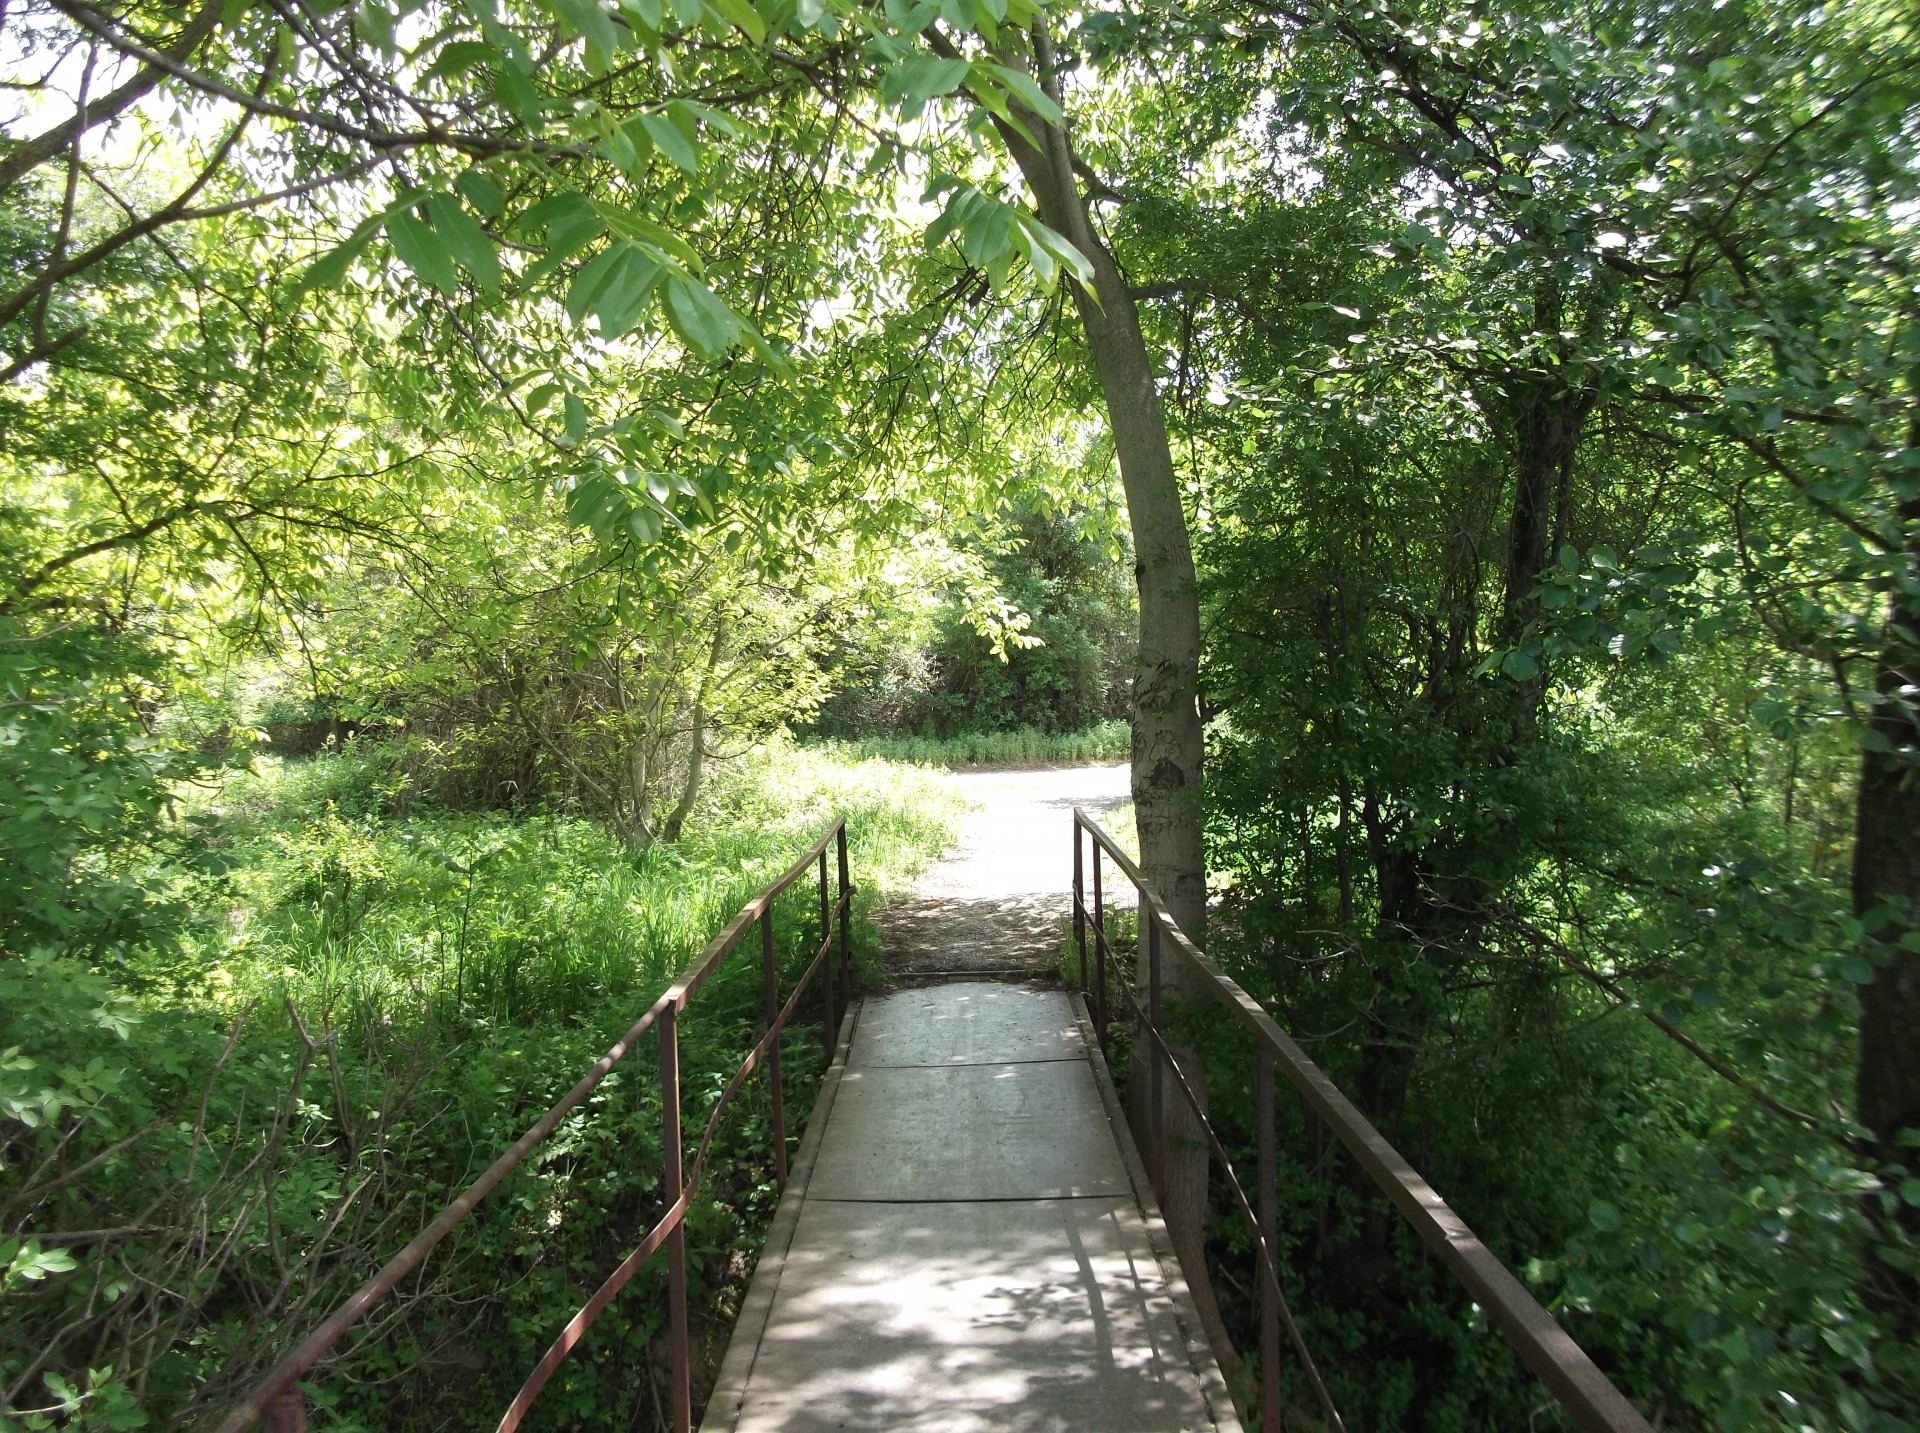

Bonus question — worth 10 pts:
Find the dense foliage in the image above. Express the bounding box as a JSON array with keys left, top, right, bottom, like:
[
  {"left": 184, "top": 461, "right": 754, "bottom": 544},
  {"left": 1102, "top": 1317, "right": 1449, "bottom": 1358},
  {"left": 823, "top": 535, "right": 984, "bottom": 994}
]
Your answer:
[
  {"left": 812, "top": 499, "right": 1137, "bottom": 739},
  {"left": 4, "top": 0, "right": 1918, "bottom": 1425}
]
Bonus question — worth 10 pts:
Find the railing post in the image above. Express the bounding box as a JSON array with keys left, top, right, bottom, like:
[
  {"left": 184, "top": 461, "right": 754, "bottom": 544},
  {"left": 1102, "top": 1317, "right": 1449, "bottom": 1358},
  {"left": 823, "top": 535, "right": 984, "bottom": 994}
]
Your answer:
[
  {"left": 1148, "top": 913, "right": 1164, "bottom": 1200},
  {"left": 819, "top": 848, "right": 834, "bottom": 1053},
  {"left": 1092, "top": 844, "right": 1108, "bottom": 1052},
  {"left": 660, "top": 1002, "right": 691, "bottom": 1433},
  {"left": 1258, "top": 1047, "right": 1281, "bottom": 1433},
  {"left": 762, "top": 909, "right": 787, "bottom": 1189},
  {"left": 836, "top": 824, "right": 852, "bottom": 996},
  {"left": 1073, "top": 817, "right": 1086, "bottom": 994}
]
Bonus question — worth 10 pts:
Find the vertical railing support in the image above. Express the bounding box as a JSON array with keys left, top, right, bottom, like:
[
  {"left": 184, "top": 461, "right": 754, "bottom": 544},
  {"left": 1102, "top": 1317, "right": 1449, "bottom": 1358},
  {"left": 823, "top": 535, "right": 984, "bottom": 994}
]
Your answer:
[
  {"left": 1148, "top": 914, "right": 1164, "bottom": 1200},
  {"left": 762, "top": 909, "right": 787, "bottom": 1189},
  {"left": 1092, "top": 844, "right": 1108, "bottom": 1053},
  {"left": 660, "top": 1002, "right": 691, "bottom": 1433},
  {"left": 1258, "top": 1047, "right": 1281, "bottom": 1433},
  {"left": 819, "top": 849, "right": 834, "bottom": 1052},
  {"left": 836, "top": 824, "right": 852, "bottom": 997},
  {"left": 1073, "top": 820, "right": 1086, "bottom": 993}
]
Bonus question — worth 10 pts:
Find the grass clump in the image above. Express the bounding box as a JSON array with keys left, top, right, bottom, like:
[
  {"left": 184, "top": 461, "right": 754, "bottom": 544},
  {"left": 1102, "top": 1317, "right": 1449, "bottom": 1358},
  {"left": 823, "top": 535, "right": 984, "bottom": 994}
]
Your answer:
[{"left": 808, "top": 720, "right": 1128, "bottom": 770}]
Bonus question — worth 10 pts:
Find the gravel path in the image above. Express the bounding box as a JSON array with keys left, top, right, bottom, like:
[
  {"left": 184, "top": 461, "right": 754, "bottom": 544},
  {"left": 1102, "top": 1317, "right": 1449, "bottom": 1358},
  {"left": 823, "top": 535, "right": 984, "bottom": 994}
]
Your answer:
[{"left": 878, "top": 764, "right": 1130, "bottom": 978}]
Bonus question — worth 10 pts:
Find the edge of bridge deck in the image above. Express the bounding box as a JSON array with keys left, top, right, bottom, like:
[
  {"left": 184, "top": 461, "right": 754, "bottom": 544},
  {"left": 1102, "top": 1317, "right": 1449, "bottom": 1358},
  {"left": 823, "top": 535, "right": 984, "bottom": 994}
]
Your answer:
[
  {"left": 705, "top": 1002, "right": 862, "bottom": 1429},
  {"left": 1064, "top": 988, "right": 1241, "bottom": 1433},
  {"left": 701, "top": 988, "right": 1242, "bottom": 1433}
]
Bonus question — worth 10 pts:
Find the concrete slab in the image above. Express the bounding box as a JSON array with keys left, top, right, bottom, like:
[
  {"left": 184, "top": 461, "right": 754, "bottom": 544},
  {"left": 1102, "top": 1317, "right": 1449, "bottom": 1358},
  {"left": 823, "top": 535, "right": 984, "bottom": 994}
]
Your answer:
[
  {"left": 721, "top": 1197, "right": 1216, "bottom": 1433},
  {"left": 806, "top": 1060, "right": 1129, "bottom": 1201},
  {"left": 703, "top": 987, "right": 1239, "bottom": 1433},
  {"left": 850, "top": 984, "right": 1086, "bottom": 1068}
]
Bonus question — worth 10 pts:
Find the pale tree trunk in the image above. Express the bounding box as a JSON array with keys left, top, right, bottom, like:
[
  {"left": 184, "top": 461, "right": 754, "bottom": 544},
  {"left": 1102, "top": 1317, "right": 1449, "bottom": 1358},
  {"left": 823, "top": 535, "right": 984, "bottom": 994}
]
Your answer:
[
  {"left": 936, "top": 18, "right": 1224, "bottom": 1374},
  {"left": 1009, "top": 34, "right": 1208, "bottom": 950},
  {"left": 662, "top": 614, "right": 727, "bottom": 844}
]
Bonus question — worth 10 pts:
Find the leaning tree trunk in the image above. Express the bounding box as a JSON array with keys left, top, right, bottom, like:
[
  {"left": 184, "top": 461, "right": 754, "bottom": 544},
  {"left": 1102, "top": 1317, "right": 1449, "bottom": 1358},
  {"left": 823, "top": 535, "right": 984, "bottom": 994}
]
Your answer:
[
  {"left": 987, "top": 29, "right": 1207, "bottom": 948},
  {"left": 947, "top": 16, "right": 1222, "bottom": 1371},
  {"left": 1852, "top": 395, "right": 1920, "bottom": 1339}
]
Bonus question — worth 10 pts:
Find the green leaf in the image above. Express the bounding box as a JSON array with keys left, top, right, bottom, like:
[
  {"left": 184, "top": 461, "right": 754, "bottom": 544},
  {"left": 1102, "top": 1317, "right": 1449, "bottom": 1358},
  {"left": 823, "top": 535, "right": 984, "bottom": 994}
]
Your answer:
[
  {"left": 295, "top": 218, "right": 381, "bottom": 295},
  {"left": 591, "top": 202, "right": 702, "bottom": 269},
  {"left": 1007, "top": 217, "right": 1054, "bottom": 285},
  {"left": 427, "top": 195, "right": 502, "bottom": 292},
  {"left": 638, "top": 112, "right": 699, "bottom": 174},
  {"left": 958, "top": 196, "right": 1015, "bottom": 266},
  {"left": 883, "top": 55, "right": 971, "bottom": 111},
  {"left": 563, "top": 392, "right": 588, "bottom": 443},
  {"left": 1027, "top": 219, "right": 1094, "bottom": 290},
  {"left": 492, "top": 54, "right": 543, "bottom": 122},
  {"left": 1587, "top": 1199, "right": 1622, "bottom": 1232},
  {"left": 1500, "top": 649, "right": 1539, "bottom": 681},
  {"left": 1838, "top": 955, "right": 1874, "bottom": 984},
  {"left": 544, "top": 0, "right": 621, "bottom": 57},
  {"left": 357, "top": 0, "right": 396, "bottom": 49},
  {"left": 386, "top": 208, "right": 460, "bottom": 295},
  {"left": 662, "top": 275, "right": 741, "bottom": 358},
  {"left": 424, "top": 39, "right": 493, "bottom": 81},
  {"left": 703, "top": 0, "right": 765, "bottom": 42},
  {"left": 454, "top": 170, "right": 506, "bottom": 217},
  {"left": 594, "top": 249, "right": 666, "bottom": 339},
  {"left": 567, "top": 245, "right": 628, "bottom": 325},
  {"left": 980, "top": 61, "right": 1061, "bottom": 122},
  {"left": 295, "top": 187, "right": 433, "bottom": 295}
]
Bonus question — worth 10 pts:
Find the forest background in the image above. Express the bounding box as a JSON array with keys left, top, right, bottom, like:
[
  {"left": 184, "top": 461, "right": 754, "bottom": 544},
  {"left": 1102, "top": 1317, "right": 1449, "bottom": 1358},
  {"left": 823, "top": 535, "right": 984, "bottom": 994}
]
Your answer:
[{"left": 2, "top": 0, "right": 1917, "bottom": 1427}]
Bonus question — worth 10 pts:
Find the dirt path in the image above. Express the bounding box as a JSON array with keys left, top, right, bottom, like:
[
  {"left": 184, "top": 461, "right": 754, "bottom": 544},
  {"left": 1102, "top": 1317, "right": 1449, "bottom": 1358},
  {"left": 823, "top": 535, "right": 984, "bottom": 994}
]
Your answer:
[{"left": 877, "top": 763, "right": 1130, "bottom": 978}]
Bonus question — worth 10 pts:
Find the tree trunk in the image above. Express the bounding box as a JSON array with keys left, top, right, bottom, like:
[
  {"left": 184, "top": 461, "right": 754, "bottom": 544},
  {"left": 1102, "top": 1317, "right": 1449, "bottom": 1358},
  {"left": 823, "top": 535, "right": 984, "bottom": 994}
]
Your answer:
[
  {"left": 968, "top": 25, "right": 1207, "bottom": 947},
  {"left": 952, "top": 15, "right": 1220, "bottom": 1371},
  {"left": 662, "top": 615, "right": 726, "bottom": 844},
  {"left": 1853, "top": 398, "right": 1920, "bottom": 1337},
  {"left": 1328, "top": 348, "right": 1593, "bottom": 1321}
]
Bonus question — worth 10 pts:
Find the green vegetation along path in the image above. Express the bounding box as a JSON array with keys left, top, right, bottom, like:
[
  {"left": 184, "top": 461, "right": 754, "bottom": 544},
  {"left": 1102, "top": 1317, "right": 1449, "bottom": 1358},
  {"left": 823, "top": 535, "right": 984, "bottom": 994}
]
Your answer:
[{"left": 702, "top": 981, "right": 1238, "bottom": 1432}]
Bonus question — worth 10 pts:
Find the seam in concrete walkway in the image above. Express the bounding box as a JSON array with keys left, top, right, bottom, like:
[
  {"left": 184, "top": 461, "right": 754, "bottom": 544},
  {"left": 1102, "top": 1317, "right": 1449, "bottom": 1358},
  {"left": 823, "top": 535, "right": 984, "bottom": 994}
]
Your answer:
[{"left": 701, "top": 983, "right": 1241, "bottom": 1433}]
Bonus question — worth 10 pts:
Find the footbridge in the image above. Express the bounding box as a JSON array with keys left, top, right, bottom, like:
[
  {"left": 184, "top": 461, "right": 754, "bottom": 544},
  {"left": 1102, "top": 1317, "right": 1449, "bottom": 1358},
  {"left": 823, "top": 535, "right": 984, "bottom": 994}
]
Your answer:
[{"left": 221, "top": 771, "right": 1653, "bottom": 1433}]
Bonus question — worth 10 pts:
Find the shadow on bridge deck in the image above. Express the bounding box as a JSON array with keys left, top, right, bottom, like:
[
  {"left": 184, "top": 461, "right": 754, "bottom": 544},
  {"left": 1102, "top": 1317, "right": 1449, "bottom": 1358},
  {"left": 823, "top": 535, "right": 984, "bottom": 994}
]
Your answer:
[{"left": 702, "top": 982, "right": 1240, "bottom": 1433}]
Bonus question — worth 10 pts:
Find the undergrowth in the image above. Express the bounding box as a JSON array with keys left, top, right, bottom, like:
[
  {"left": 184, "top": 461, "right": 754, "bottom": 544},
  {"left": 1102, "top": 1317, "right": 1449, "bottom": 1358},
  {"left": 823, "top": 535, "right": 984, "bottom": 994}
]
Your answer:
[
  {"left": 1, "top": 739, "right": 961, "bottom": 1431},
  {"left": 808, "top": 720, "right": 1128, "bottom": 769}
]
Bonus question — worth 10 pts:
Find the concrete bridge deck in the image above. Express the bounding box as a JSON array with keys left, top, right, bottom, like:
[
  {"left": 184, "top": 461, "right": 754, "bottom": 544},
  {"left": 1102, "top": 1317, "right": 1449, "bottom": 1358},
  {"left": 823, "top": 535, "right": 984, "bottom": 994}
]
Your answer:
[{"left": 702, "top": 981, "right": 1239, "bottom": 1433}]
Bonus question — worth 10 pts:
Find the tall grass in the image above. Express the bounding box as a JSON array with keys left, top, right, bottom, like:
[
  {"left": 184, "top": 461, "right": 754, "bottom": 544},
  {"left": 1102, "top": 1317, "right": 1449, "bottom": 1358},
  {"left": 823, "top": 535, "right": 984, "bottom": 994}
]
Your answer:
[
  {"left": 6, "top": 737, "right": 972, "bottom": 1429},
  {"left": 201, "top": 737, "right": 964, "bottom": 1036},
  {"left": 807, "top": 719, "right": 1129, "bottom": 770}
]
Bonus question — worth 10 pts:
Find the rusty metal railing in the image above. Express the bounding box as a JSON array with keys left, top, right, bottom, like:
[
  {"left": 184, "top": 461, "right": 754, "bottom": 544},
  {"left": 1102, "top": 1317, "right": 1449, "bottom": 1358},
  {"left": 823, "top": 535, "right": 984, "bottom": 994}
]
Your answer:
[
  {"left": 219, "top": 819, "right": 855, "bottom": 1433},
  {"left": 1071, "top": 808, "right": 1653, "bottom": 1433}
]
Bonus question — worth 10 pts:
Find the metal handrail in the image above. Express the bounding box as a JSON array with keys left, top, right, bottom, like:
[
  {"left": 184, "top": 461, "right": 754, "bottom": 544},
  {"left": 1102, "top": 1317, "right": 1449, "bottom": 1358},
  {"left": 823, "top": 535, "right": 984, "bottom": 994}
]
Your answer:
[
  {"left": 1071, "top": 808, "right": 1653, "bottom": 1433},
  {"left": 220, "top": 819, "right": 855, "bottom": 1433}
]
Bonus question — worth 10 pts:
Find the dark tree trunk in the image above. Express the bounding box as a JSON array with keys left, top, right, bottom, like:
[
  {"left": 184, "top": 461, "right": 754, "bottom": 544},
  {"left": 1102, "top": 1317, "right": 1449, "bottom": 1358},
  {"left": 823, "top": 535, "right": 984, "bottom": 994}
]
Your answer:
[
  {"left": 1853, "top": 402, "right": 1920, "bottom": 1336},
  {"left": 1329, "top": 337, "right": 1593, "bottom": 1322}
]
